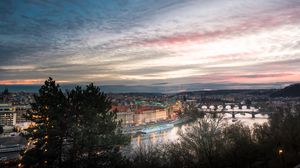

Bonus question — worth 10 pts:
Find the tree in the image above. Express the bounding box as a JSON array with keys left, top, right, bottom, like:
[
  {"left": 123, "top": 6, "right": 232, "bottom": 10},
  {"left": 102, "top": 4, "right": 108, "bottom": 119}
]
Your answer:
[
  {"left": 178, "top": 117, "right": 225, "bottom": 168},
  {"left": 20, "top": 77, "right": 68, "bottom": 168},
  {"left": 0, "top": 125, "right": 3, "bottom": 134},
  {"left": 222, "top": 123, "right": 257, "bottom": 168},
  {"left": 130, "top": 144, "right": 165, "bottom": 168},
  {"left": 65, "top": 84, "right": 129, "bottom": 168},
  {"left": 254, "top": 105, "right": 300, "bottom": 167},
  {"left": 19, "top": 78, "right": 129, "bottom": 168}
]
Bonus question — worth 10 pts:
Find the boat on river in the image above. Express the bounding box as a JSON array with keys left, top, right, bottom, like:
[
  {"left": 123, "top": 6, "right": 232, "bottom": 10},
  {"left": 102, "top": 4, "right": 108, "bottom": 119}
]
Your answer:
[
  {"left": 122, "top": 117, "right": 192, "bottom": 134},
  {"left": 137, "top": 123, "right": 174, "bottom": 134}
]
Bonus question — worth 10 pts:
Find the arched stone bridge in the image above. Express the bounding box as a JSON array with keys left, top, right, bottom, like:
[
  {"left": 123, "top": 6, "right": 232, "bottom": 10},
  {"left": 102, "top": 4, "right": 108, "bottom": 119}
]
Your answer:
[{"left": 194, "top": 104, "right": 270, "bottom": 118}]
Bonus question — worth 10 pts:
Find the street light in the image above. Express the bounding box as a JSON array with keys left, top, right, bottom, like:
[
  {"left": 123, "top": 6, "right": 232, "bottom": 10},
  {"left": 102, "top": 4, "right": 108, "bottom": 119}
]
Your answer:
[
  {"left": 277, "top": 147, "right": 285, "bottom": 168},
  {"left": 278, "top": 149, "right": 284, "bottom": 156}
]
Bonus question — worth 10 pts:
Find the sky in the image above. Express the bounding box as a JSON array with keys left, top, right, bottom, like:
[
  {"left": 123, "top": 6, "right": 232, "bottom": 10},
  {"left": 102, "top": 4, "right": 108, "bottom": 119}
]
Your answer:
[{"left": 0, "top": 0, "right": 300, "bottom": 89}]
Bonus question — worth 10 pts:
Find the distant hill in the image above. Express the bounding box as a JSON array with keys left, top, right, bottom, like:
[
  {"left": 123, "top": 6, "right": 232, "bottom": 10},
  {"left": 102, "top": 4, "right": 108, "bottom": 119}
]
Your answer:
[
  {"left": 271, "top": 83, "right": 300, "bottom": 97},
  {"left": 176, "top": 89, "right": 276, "bottom": 97}
]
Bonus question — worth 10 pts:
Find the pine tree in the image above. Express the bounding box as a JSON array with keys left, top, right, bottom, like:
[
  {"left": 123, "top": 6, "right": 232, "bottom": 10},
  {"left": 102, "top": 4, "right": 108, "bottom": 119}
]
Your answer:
[
  {"left": 0, "top": 125, "right": 3, "bottom": 134},
  {"left": 19, "top": 78, "right": 129, "bottom": 168},
  {"left": 66, "top": 84, "right": 129, "bottom": 168},
  {"left": 20, "top": 77, "right": 68, "bottom": 168}
]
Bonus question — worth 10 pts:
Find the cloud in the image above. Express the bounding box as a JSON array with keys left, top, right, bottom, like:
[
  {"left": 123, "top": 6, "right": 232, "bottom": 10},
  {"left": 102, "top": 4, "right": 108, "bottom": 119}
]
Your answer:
[{"left": 0, "top": 0, "right": 300, "bottom": 88}]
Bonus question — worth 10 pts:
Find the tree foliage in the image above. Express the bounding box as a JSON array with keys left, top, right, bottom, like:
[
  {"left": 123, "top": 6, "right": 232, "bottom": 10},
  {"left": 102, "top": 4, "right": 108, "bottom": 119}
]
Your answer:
[
  {"left": 254, "top": 104, "right": 300, "bottom": 167},
  {"left": 21, "top": 77, "right": 67, "bottom": 168},
  {"left": 178, "top": 117, "right": 225, "bottom": 168},
  {"left": 65, "top": 84, "right": 129, "bottom": 168},
  {"left": 20, "top": 78, "right": 128, "bottom": 168},
  {"left": 0, "top": 125, "right": 3, "bottom": 134}
]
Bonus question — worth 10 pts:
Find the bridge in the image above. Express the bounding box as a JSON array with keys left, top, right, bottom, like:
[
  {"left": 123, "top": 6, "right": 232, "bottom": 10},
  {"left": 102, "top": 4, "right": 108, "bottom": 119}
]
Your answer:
[{"left": 192, "top": 104, "right": 271, "bottom": 118}]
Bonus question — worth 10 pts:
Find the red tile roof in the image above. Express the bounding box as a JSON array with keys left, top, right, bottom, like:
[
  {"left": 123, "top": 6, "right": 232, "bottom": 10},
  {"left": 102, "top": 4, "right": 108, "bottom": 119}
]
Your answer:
[{"left": 111, "top": 105, "right": 130, "bottom": 112}]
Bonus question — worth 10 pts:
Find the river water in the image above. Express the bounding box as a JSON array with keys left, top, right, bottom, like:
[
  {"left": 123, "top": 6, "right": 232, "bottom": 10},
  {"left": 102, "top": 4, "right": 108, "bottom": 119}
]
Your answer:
[{"left": 130, "top": 113, "right": 269, "bottom": 146}]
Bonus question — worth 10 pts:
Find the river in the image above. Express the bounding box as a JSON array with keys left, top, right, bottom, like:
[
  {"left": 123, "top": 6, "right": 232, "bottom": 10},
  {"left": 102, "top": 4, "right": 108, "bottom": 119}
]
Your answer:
[{"left": 130, "top": 113, "right": 269, "bottom": 147}]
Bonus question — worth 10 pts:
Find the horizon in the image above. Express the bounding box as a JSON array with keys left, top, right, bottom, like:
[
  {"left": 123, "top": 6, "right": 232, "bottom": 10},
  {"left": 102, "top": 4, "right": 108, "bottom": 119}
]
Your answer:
[
  {"left": 0, "top": 81, "right": 292, "bottom": 93},
  {"left": 1, "top": 0, "right": 300, "bottom": 88}
]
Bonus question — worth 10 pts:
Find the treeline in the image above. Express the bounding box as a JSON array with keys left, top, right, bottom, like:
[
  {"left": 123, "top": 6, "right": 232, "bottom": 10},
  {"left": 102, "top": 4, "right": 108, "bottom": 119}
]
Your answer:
[{"left": 7, "top": 78, "right": 300, "bottom": 168}]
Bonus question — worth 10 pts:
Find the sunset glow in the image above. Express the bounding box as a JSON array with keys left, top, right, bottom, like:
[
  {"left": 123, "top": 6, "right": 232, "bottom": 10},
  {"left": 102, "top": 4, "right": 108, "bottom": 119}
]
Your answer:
[{"left": 0, "top": 0, "right": 300, "bottom": 88}]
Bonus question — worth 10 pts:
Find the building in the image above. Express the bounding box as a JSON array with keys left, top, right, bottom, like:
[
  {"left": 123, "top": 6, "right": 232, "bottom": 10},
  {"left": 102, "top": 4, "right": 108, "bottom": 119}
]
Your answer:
[
  {"left": 0, "top": 104, "right": 29, "bottom": 127},
  {"left": 134, "top": 106, "right": 168, "bottom": 125},
  {"left": 0, "top": 104, "right": 16, "bottom": 126},
  {"left": 117, "top": 111, "right": 134, "bottom": 125},
  {"left": 15, "top": 105, "right": 30, "bottom": 123},
  {"left": 111, "top": 105, "right": 169, "bottom": 125},
  {"left": 111, "top": 105, "right": 134, "bottom": 125}
]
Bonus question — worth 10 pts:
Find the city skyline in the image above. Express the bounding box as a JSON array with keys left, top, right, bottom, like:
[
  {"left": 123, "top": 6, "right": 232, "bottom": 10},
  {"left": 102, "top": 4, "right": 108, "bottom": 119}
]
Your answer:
[{"left": 1, "top": 0, "right": 300, "bottom": 88}]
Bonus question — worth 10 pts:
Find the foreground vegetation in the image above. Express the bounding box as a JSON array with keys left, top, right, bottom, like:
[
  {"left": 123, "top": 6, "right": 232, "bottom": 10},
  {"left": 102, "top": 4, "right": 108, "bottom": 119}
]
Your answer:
[
  {"left": 18, "top": 78, "right": 129, "bottom": 168},
  {"left": 3, "top": 78, "right": 299, "bottom": 168},
  {"left": 129, "top": 107, "right": 300, "bottom": 168}
]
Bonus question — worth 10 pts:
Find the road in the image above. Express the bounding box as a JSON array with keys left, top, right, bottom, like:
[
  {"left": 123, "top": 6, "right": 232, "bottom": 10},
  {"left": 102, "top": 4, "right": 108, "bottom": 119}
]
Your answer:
[{"left": 0, "top": 134, "right": 26, "bottom": 161}]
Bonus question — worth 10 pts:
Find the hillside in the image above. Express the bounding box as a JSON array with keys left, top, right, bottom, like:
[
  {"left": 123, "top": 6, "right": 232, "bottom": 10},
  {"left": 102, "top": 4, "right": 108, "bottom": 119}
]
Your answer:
[{"left": 271, "top": 83, "right": 300, "bottom": 97}]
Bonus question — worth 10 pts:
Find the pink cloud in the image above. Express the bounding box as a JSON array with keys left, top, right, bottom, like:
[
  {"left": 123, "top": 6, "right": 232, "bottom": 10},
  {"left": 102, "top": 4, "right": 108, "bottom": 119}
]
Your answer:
[
  {"left": 226, "top": 73, "right": 300, "bottom": 83},
  {"left": 142, "top": 6, "right": 300, "bottom": 47},
  {"left": 189, "top": 72, "right": 300, "bottom": 84}
]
